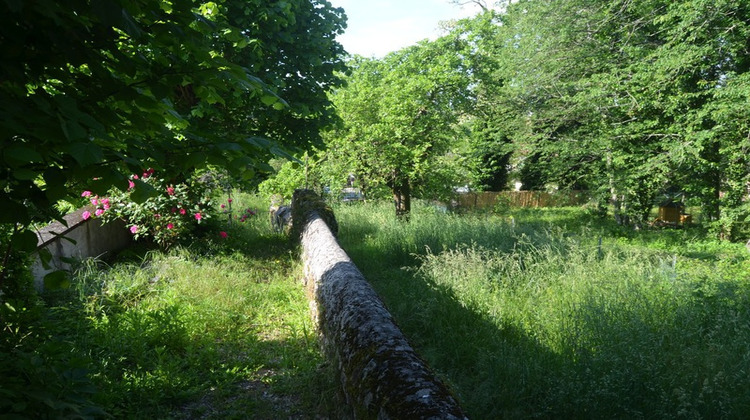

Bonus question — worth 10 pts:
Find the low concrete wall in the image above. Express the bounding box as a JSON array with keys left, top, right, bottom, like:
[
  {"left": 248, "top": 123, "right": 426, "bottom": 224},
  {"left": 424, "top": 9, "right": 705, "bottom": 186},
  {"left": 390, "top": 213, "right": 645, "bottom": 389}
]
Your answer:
[
  {"left": 293, "top": 189, "right": 467, "bottom": 419},
  {"left": 32, "top": 207, "right": 132, "bottom": 290}
]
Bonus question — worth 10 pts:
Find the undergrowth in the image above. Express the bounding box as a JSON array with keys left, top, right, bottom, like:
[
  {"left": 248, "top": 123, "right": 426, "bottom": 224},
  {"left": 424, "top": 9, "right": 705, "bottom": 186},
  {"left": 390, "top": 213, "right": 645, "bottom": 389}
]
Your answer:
[
  {"left": 1, "top": 193, "right": 336, "bottom": 419},
  {"left": 334, "top": 200, "right": 750, "bottom": 419}
]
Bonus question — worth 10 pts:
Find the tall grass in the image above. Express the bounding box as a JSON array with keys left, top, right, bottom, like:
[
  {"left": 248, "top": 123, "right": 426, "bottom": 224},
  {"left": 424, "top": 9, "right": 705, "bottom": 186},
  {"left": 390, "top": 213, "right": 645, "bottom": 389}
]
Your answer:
[
  {"left": 334, "top": 201, "right": 750, "bottom": 419},
  {"left": 4, "top": 193, "right": 336, "bottom": 419}
]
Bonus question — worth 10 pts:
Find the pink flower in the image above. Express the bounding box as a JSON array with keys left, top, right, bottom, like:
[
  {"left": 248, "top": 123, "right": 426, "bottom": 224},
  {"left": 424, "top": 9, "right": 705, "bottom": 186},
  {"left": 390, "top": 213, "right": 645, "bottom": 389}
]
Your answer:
[
  {"left": 227, "top": 198, "right": 233, "bottom": 203},
  {"left": 101, "top": 198, "right": 110, "bottom": 210},
  {"left": 91, "top": 198, "right": 98, "bottom": 206},
  {"left": 130, "top": 225, "right": 138, "bottom": 234},
  {"left": 166, "top": 186, "right": 175, "bottom": 196},
  {"left": 219, "top": 231, "right": 228, "bottom": 239},
  {"left": 128, "top": 180, "right": 135, "bottom": 190},
  {"left": 154, "top": 213, "right": 161, "bottom": 219},
  {"left": 179, "top": 208, "right": 186, "bottom": 215},
  {"left": 133, "top": 174, "right": 139, "bottom": 180},
  {"left": 194, "top": 212, "right": 202, "bottom": 220},
  {"left": 220, "top": 204, "right": 226, "bottom": 209},
  {"left": 82, "top": 211, "right": 91, "bottom": 220},
  {"left": 95, "top": 208, "right": 104, "bottom": 217},
  {"left": 167, "top": 223, "right": 174, "bottom": 229},
  {"left": 81, "top": 191, "right": 92, "bottom": 197}
]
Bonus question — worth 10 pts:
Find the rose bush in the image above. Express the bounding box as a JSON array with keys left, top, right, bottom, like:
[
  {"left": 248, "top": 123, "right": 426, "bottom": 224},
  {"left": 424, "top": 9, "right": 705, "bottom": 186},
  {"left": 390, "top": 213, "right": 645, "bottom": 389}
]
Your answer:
[{"left": 83, "top": 170, "right": 215, "bottom": 248}]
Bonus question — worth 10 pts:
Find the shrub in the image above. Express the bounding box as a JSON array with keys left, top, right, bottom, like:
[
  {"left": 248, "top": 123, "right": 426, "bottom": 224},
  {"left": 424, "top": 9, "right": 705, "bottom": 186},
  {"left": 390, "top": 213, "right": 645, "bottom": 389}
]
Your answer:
[{"left": 87, "top": 169, "right": 215, "bottom": 248}]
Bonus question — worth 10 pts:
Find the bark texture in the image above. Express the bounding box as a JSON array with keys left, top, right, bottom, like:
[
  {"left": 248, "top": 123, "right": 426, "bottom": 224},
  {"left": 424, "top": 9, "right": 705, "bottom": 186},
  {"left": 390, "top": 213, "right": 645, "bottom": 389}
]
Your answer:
[{"left": 293, "top": 189, "right": 467, "bottom": 420}]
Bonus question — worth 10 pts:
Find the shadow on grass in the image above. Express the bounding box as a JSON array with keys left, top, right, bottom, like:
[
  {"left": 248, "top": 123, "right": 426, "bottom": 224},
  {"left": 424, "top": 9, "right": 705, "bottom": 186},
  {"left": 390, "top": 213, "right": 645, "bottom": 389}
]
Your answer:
[
  {"left": 33, "top": 228, "right": 336, "bottom": 420},
  {"left": 341, "top": 243, "right": 562, "bottom": 419},
  {"left": 339, "top": 217, "right": 750, "bottom": 418},
  {"left": 86, "top": 322, "right": 331, "bottom": 419}
]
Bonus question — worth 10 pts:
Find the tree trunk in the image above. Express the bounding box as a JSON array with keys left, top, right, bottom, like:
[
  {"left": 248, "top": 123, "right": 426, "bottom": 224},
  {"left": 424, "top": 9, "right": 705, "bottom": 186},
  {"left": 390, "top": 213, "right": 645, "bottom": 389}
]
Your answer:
[
  {"left": 702, "top": 140, "right": 722, "bottom": 223},
  {"left": 607, "top": 149, "right": 625, "bottom": 224},
  {"left": 292, "top": 190, "right": 467, "bottom": 419},
  {"left": 392, "top": 171, "right": 411, "bottom": 220}
]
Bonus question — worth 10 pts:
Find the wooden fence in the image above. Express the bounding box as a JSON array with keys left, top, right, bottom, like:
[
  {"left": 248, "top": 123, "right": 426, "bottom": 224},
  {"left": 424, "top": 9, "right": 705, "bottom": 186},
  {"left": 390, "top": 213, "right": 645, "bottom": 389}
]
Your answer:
[{"left": 456, "top": 190, "right": 590, "bottom": 209}]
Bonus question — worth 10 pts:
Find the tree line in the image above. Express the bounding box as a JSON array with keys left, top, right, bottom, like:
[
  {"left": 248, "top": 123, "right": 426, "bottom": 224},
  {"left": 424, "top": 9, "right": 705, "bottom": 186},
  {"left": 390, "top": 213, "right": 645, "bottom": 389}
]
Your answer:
[
  {"left": 2, "top": 0, "right": 750, "bottom": 289},
  {"left": 287, "top": 0, "right": 749, "bottom": 240}
]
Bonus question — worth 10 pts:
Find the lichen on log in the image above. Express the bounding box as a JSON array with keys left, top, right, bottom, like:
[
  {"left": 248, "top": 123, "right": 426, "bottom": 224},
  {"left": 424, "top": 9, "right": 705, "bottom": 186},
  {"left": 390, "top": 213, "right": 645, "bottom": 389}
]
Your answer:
[{"left": 293, "top": 189, "right": 467, "bottom": 419}]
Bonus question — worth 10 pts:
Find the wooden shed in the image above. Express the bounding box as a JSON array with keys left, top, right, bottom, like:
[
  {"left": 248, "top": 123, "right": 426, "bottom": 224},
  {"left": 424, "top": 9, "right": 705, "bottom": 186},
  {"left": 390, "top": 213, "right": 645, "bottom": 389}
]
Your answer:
[{"left": 657, "top": 199, "right": 690, "bottom": 226}]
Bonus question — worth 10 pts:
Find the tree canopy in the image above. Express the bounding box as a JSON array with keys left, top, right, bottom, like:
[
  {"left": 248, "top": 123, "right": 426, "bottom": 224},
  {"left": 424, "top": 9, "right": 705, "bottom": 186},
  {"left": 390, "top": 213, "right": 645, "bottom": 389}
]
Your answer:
[
  {"left": 297, "top": 0, "right": 750, "bottom": 236},
  {"left": 489, "top": 0, "right": 750, "bottom": 235},
  {"left": 0, "top": 0, "right": 347, "bottom": 249},
  {"left": 321, "top": 29, "right": 481, "bottom": 217}
]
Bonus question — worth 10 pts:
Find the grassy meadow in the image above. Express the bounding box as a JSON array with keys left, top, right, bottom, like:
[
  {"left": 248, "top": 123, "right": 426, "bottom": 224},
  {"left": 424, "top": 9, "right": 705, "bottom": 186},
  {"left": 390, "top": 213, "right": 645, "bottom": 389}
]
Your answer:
[
  {"left": 5, "top": 194, "right": 750, "bottom": 419},
  {"left": 1, "top": 194, "right": 337, "bottom": 419},
  {"left": 333, "top": 201, "right": 750, "bottom": 419}
]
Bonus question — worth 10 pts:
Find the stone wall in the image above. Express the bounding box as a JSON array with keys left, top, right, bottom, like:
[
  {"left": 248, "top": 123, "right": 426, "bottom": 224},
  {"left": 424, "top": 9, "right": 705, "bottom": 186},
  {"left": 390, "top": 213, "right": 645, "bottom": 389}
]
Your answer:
[
  {"left": 32, "top": 207, "right": 132, "bottom": 290},
  {"left": 293, "top": 189, "right": 467, "bottom": 419}
]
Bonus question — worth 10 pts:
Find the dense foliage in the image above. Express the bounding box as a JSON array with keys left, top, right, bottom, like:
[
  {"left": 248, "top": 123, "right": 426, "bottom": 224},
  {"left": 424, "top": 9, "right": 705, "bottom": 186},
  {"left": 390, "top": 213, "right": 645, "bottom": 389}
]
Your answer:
[
  {"left": 0, "top": 0, "right": 346, "bottom": 287},
  {"left": 1, "top": 194, "right": 336, "bottom": 418},
  {"left": 489, "top": 0, "right": 750, "bottom": 236},
  {"left": 323, "top": 37, "right": 477, "bottom": 217},
  {"left": 257, "top": 0, "right": 749, "bottom": 234}
]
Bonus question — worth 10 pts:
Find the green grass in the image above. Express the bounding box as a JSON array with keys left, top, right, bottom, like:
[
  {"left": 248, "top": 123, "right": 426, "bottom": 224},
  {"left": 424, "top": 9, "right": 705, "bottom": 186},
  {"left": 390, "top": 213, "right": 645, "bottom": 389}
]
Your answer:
[
  {"left": 7, "top": 197, "right": 749, "bottom": 419},
  {"left": 334, "top": 200, "right": 750, "bottom": 419},
  {"left": 1, "top": 193, "right": 337, "bottom": 419}
]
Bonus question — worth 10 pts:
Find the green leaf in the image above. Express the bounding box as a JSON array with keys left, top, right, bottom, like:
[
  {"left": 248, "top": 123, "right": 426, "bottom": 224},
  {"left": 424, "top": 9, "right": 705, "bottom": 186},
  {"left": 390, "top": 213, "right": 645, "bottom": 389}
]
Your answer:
[
  {"left": 11, "top": 230, "right": 38, "bottom": 252},
  {"left": 90, "top": 169, "right": 126, "bottom": 195},
  {"left": 129, "top": 179, "right": 158, "bottom": 204},
  {"left": 38, "top": 248, "right": 53, "bottom": 270},
  {"left": 12, "top": 169, "right": 38, "bottom": 180},
  {"left": 261, "top": 95, "right": 278, "bottom": 106},
  {"left": 229, "top": 156, "right": 253, "bottom": 171},
  {"left": 216, "top": 142, "right": 243, "bottom": 152},
  {"left": 92, "top": 0, "right": 122, "bottom": 27},
  {"left": 244, "top": 136, "right": 272, "bottom": 149},
  {"left": 62, "top": 119, "right": 88, "bottom": 141},
  {"left": 5, "top": 146, "right": 43, "bottom": 164},
  {"left": 120, "top": 9, "right": 145, "bottom": 39},
  {"left": 5, "top": 0, "right": 23, "bottom": 12},
  {"left": 43, "top": 168, "right": 68, "bottom": 201},
  {"left": 68, "top": 142, "right": 104, "bottom": 167},
  {"left": 182, "top": 153, "right": 207, "bottom": 169},
  {"left": 43, "top": 167, "right": 66, "bottom": 187},
  {"left": 0, "top": 194, "right": 30, "bottom": 224},
  {"left": 43, "top": 270, "right": 71, "bottom": 290},
  {"left": 241, "top": 168, "right": 256, "bottom": 181}
]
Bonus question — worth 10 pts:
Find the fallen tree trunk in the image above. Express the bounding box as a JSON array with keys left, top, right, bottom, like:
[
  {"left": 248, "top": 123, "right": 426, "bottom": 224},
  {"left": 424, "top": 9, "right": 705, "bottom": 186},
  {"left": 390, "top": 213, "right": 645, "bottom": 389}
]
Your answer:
[{"left": 293, "top": 189, "right": 467, "bottom": 419}]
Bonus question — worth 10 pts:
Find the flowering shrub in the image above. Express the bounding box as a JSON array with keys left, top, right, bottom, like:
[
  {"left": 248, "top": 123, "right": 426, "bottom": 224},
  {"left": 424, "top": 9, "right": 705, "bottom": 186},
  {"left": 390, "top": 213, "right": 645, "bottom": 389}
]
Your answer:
[
  {"left": 82, "top": 170, "right": 215, "bottom": 248},
  {"left": 218, "top": 196, "right": 257, "bottom": 225}
]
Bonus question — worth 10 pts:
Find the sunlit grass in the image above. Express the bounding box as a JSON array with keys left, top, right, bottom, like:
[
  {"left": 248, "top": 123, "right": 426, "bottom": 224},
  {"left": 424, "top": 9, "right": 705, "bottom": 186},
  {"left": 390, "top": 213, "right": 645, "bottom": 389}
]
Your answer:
[{"left": 334, "top": 200, "right": 750, "bottom": 419}]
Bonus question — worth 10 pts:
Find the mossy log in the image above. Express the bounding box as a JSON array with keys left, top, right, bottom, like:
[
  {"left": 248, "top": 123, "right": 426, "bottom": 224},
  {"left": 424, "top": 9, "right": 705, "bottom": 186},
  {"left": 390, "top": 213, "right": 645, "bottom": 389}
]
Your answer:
[{"left": 293, "top": 189, "right": 467, "bottom": 419}]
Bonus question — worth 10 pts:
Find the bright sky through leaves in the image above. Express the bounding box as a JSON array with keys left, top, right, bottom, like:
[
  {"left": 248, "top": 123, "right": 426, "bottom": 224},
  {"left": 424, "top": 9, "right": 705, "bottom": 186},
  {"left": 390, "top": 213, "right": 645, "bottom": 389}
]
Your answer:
[{"left": 329, "top": 0, "right": 486, "bottom": 57}]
